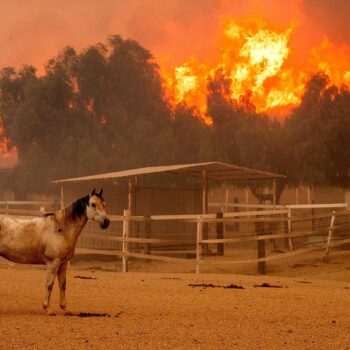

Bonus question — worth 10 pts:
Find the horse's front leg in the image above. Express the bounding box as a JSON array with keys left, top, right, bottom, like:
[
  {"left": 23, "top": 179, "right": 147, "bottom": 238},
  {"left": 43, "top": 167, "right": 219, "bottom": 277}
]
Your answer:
[
  {"left": 43, "top": 258, "right": 61, "bottom": 316},
  {"left": 57, "top": 261, "right": 71, "bottom": 315}
]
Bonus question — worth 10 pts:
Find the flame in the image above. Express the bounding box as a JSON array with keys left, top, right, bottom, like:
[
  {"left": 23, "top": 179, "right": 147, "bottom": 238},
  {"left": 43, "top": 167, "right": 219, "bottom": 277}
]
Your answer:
[
  {"left": 0, "top": 127, "right": 18, "bottom": 167},
  {"left": 161, "top": 17, "right": 350, "bottom": 122},
  {"left": 311, "top": 37, "right": 350, "bottom": 86}
]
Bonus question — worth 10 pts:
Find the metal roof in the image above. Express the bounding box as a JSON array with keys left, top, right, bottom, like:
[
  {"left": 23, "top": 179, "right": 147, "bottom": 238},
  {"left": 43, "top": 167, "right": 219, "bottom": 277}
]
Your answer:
[{"left": 52, "top": 162, "right": 286, "bottom": 184}]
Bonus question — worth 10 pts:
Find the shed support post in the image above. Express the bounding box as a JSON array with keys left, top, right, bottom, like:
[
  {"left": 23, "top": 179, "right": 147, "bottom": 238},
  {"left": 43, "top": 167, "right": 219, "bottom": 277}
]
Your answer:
[
  {"left": 144, "top": 214, "right": 152, "bottom": 255},
  {"left": 271, "top": 178, "right": 277, "bottom": 251},
  {"left": 287, "top": 208, "right": 293, "bottom": 250},
  {"left": 128, "top": 177, "right": 134, "bottom": 250},
  {"left": 196, "top": 216, "right": 203, "bottom": 274},
  {"left": 216, "top": 212, "right": 224, "bottom": 256},
  {"left": 202, "top": 170, "right": 209, "bottom": 254}
]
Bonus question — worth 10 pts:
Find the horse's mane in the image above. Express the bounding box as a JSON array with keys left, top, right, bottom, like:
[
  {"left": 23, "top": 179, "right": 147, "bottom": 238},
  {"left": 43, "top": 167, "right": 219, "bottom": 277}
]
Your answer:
[
  {"left": 62, "top": 192, "right": 105, "bottom": 221},
  {"left": 41, "top": 191, "right": 105, "bottom": 222},
  {"left": 64, "top": 195, "right": 90, "bottom": 221}
]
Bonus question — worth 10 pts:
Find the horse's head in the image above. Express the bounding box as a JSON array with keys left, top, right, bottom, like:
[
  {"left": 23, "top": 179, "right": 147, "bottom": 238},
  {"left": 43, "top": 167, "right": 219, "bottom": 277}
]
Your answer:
[{"left": 86, "top": 188, "right": 110, "bottom": 229}]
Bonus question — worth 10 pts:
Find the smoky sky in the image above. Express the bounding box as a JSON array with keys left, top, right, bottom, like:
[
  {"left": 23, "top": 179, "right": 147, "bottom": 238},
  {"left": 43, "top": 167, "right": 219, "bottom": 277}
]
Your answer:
[
  {"left": 0, "top": 0, "right": 349, "bottom": 72},
  {"left": 302, "top": 0, "right": 350, "bottom": 45}
]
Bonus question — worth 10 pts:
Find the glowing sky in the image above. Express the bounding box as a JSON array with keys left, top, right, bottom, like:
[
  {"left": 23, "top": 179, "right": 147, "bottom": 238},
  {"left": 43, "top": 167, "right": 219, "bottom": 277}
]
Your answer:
[{"left": 1, "top": 0, "right": 349, "bottom": 72}]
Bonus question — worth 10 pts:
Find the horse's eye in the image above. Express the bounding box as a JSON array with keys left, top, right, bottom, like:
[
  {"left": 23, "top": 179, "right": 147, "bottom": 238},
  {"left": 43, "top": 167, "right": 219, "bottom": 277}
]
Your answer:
[{"left": 91, "top": 203, "right": 96, "bottom": 208}]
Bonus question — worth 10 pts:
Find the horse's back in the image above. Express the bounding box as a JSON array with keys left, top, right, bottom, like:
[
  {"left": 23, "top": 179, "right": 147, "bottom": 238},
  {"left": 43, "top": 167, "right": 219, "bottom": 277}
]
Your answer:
[{"left": 0, "top": 216, "right": 51, "bottom": 264}]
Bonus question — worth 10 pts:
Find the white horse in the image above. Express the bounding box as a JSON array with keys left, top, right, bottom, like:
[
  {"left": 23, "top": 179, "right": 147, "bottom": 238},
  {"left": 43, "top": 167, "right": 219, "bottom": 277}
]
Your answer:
[{"left": 0, "top": 188, "right": 110, "bottom": 315}]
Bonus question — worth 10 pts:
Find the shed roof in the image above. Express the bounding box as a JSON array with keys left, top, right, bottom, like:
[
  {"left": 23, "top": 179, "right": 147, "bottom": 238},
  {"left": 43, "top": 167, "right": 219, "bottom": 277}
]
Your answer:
[{"left": 53, "top": 162, "right": 286, "bottom": 184}]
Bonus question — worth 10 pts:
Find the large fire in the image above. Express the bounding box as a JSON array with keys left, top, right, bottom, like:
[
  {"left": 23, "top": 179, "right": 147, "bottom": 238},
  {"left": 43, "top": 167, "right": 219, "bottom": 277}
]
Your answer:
[{"left": 161, "top": 17, "right": 350, "bottom": 122}]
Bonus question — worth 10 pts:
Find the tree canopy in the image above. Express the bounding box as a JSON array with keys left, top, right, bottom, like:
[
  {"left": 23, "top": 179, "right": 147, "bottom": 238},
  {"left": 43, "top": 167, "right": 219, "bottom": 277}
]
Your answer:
[{"left": 0, "top": 36, "right": 349, "bottom": 195}]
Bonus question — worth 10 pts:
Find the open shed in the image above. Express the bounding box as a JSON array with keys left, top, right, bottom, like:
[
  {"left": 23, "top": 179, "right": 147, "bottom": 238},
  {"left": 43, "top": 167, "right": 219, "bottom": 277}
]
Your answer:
[
  {"left": 53, "top": 162, "right": 286, "bottom": 251},
  {"left": 53, "top": 161, "right": 286, "bottom": 215}
]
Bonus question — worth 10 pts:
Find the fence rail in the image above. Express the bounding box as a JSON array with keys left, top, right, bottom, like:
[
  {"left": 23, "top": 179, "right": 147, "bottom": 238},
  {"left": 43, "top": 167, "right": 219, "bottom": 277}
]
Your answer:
[
  {"left": 0, "top": 200, "right": 54, "bottom": 216},
  {"left": 209, "top": 202, "right": 349, "bottom": 210}
]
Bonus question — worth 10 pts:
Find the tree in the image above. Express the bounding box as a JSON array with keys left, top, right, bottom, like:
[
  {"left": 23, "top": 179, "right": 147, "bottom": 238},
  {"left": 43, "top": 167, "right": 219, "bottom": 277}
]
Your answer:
[
  {"left": 0, "top": 36, "right": 176, "bottom": 194},
  {"left": 284, "top": 72, "right": 350, "bottom": 186}
]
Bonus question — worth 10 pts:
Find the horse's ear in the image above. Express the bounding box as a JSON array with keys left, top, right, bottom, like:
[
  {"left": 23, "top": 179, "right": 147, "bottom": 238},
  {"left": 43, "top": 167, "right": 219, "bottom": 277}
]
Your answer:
[
  {"left": 98, "top": 188, "right": 103, "bottom": 196},
  {"left": 90, "top": 188, "right": 96, "bottom": 197}
]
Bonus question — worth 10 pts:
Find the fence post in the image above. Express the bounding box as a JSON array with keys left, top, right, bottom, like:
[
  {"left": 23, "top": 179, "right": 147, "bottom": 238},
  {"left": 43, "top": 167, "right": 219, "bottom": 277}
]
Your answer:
[
  {"left": 144, "top": 214, "right": 151, "bottom": 255},
  {"left": 324, "top": 210, "right": 336, "bottom": 263},
  {"left": 216, "top": 212, "right": 224, "bottom": 256},
  {"left": 196, "top": 216, "right": 203, "bottom": 274},
  {"left": 256, "top": 209, "right": 266, "bottom": 274},
  {"left": 287, "top": 208, "right": 293, "bottom": 250},
  {"left": 311, "top": 200, "right": 315, "bottom": 233},
  {"left": 122, "top": 209, "right": 130, "bottom": 272}
]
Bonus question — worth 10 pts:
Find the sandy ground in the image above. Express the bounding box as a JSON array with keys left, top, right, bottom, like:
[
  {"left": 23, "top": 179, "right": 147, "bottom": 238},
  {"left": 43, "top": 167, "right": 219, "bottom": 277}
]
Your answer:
[{"left": 1, "top": 252, "right": 350, "bottom": 349}]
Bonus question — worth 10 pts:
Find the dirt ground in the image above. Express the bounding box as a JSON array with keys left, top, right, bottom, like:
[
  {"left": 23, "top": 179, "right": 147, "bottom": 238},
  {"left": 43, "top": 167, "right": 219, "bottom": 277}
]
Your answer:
[{"left": 1, "top": 251, "right": 350, "bottom": 350}]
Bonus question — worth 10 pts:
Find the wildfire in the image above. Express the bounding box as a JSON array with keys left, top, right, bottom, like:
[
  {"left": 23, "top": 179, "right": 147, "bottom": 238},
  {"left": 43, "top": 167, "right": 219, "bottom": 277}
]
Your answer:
[
  {"left": 161, "top": 17, "right": 350, "bottom": 122},
  {"left": 0, "top": 127, "right": 17, "bottom": 167}
]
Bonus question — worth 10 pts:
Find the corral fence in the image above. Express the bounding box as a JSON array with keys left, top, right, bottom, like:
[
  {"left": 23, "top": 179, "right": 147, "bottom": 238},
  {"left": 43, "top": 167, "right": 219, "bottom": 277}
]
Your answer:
[
  {"left": 78, "top": 203, "right": 350, "bottom": 274},
  {"left": 3, "top": 200, "right": 350, "bottom": 274}
]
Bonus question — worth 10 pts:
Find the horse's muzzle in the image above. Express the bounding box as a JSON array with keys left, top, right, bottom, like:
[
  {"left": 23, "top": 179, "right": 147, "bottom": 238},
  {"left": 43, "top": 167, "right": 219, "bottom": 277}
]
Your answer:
[{"left": 100, "top": 217, "right": 110, "bottom": 230}]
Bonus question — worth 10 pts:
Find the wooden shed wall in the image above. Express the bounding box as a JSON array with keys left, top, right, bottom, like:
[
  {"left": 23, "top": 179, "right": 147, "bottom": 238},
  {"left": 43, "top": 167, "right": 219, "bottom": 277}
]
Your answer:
[{"left": 62, "top": 181, "right": 201, "bottom": 249}]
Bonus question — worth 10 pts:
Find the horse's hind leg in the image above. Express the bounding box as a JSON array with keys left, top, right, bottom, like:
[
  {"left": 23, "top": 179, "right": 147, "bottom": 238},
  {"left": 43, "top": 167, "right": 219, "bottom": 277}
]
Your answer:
[
  {"left": 43, "top": 258, "right": 61, "bottom": 316},
  {"left": 57, "top": 262, "right": 71, "bottom": 315}
]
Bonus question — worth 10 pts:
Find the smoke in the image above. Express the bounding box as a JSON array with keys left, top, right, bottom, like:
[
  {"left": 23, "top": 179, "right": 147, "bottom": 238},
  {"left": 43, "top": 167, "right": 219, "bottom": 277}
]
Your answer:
[
  {"left": 0, "top": 0, "right": 323, "bottom": 72},
  {"left": 302, "top": 0, "right": 350, "bottom": 45}
]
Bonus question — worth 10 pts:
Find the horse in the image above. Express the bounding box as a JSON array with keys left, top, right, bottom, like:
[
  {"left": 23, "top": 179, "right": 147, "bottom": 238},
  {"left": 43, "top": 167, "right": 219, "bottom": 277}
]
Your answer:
[{"left": 0, "top": 188, "right": 110, "bottom": 315}]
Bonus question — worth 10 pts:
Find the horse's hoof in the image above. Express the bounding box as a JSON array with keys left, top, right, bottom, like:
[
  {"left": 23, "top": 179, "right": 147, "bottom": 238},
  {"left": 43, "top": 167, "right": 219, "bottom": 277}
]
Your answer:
[
  {"left": 64, "top": 310, "right": 74, "bottom": 316},
  {"left": 46, "top": 309, "right": 56, "bottom": 316}
]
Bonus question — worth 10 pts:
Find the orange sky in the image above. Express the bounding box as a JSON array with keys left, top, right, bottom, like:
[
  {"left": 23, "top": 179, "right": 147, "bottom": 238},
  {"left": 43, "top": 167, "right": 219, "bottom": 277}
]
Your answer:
[{"left": 1, "top": 0, "right": 349, "bottom": 72}]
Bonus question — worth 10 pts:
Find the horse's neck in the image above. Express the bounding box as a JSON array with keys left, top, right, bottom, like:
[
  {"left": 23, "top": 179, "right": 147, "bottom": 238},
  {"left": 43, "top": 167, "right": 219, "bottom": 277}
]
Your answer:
[{"left": 54, "top": 198, "right": 89, "bottom": 242}]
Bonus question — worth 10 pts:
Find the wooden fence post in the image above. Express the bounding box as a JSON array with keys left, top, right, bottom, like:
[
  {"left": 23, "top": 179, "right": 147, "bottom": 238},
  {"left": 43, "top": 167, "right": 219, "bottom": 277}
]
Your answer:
[
  {"left": 311, "top": 200, "right": 315, "bottom": 233},
  {"left": 216, "top": 212, "right": 224, "bottom": 256},
  {"left": 196, "top": 216, "right": 203, "bottom": 274},
  {"left": 324, "top": 210, "right": 336, "bottom": 263},
  {"left": 256, "top": 209, "right": 266, "bottom": 274},
  {"left": 287, "top": 208, "right": 293, "bottom": 250},
  {"left": 122, "top": 209, "right": 130, "bottom": 272},
  {"left": 144, "top": 214, "right": 151, "bottom": 255}
]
